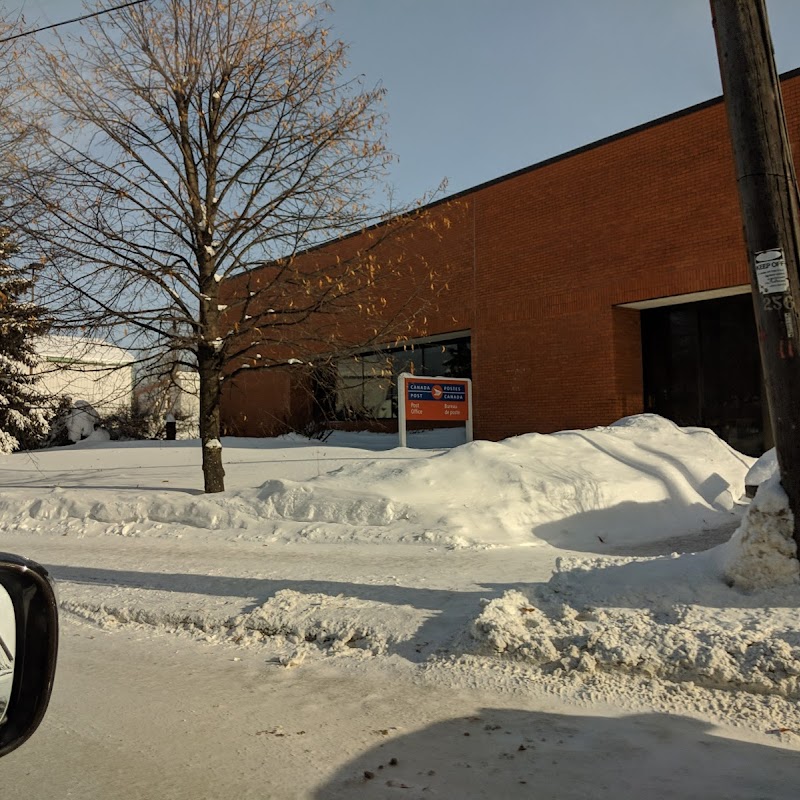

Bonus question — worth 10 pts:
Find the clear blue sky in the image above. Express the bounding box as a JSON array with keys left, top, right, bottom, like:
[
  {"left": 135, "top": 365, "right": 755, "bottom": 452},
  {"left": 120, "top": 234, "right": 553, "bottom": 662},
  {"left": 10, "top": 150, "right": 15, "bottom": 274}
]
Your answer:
[{"left": 10, "top": 1, "right": 800, "bottom": 204}]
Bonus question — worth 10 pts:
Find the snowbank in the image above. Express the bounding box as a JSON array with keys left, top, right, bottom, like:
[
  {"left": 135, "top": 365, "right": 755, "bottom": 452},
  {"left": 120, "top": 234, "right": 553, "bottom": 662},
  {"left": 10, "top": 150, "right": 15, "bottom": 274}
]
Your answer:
[
  {"left": 462, "top": 433, "right": 800, "bottom": 701},
  {"left": 4, "top": 415, "right": 799, "bottom": 733},
  {"left": 745, "top": 447, "right": 778, "bottom": 488},
  {"left": 251, "top": 414, "right": 751, "bottom": 549},
  {"left": 61, "top": 587, "right": 430, "bottom": 667},
  {"left": 472, "top": 556, "right": 800, "bottom": 699},
  {"left": 0, "top": 415, "right": 750, "bottom": 551},
  {"left": 720, "top": 474, "right": 799, "bottom": 590},
  {"left": 472, "top": 540, "right": 800, "bottom": 699}
]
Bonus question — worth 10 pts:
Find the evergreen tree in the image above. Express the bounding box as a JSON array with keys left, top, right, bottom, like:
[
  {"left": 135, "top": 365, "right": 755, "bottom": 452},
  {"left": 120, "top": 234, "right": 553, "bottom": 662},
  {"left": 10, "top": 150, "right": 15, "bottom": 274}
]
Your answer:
[{"left": 0, "top": 230, "right": 53, "bottom": 452}]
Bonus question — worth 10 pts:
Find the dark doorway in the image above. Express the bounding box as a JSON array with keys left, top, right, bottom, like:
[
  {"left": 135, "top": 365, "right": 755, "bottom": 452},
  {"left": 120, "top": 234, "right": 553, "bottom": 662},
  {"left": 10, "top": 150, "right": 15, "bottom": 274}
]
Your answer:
[{"left": 641, "top": 294, "right": 766, "bottom": 456}]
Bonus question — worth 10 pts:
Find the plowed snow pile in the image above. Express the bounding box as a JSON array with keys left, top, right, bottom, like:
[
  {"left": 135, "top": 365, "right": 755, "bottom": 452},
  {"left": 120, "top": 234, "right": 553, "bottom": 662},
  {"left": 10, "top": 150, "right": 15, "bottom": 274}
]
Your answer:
[
  {"left": 1, "top": 415, "right": 751, "bottom": 550},
  {"left": 5, "top": 415, "right": 800, "bottom": 731},
  {"left": 472, "top": 474, "right": 800, "bottom": 698}
]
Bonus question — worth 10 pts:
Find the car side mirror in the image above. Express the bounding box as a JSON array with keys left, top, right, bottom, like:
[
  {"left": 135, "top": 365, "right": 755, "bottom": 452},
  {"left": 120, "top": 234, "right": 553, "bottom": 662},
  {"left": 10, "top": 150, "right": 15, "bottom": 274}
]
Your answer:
[{"left": 0, "top": 553, "right": 59, "bottom": 758}]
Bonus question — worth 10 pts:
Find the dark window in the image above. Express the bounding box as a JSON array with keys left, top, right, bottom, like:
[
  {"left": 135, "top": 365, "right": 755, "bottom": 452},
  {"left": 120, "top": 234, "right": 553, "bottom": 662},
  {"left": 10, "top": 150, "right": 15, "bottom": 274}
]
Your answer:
[
  {"left": 391, "top": 347, "right": 424, "bottom": 378},
  {"left": 642, "top": 295, "right": 764, "bottom": 455},
  {"left": 332, "top": 336, "right": 471, "bottom": 420}
]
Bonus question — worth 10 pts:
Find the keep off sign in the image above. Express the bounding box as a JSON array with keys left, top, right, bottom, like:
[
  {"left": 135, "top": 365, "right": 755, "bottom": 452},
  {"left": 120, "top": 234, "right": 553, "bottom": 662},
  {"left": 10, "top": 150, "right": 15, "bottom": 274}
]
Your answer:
[{"left": 398, "top": 373, "right": 473, "bottom": 448}]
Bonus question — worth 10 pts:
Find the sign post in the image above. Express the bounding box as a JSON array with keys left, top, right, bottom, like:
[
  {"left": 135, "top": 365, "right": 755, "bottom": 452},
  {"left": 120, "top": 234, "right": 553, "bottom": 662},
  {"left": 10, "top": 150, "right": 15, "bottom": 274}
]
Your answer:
[{"left": 397, "top": 373, "right": 473, "bottom": 448}]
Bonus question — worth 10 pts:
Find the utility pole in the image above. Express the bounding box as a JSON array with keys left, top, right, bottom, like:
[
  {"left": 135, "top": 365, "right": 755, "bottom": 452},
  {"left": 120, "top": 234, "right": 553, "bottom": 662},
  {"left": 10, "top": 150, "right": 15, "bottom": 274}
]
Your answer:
[{"left": 710, "top": 0, "right": 800, "bottom": 550}]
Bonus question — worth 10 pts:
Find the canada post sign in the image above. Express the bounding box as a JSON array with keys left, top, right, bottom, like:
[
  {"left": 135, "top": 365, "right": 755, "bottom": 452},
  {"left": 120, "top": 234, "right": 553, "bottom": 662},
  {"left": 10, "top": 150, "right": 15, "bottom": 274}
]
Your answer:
[
  {"left": 397, "top": 373, "right": 473, "bottom": 448},
  {"left": 404, "top": 379, "right": 470, "bottom": 421}
]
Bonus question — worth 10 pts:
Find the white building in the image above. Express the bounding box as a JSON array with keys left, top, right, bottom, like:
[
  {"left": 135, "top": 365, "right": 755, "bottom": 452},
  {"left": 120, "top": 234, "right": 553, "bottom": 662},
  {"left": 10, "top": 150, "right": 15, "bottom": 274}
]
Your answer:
[
  {"left": 133, "top": 370, "right": 200, "bottom": 438},
  {"left": 34, "top": 335, "right": 135, "bottom": 414}
]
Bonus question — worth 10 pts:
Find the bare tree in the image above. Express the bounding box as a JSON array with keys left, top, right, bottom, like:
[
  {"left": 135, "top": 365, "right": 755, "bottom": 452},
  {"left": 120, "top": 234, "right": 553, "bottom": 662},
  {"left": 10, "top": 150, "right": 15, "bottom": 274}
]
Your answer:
[
  {"left": 24, "top": 0, "right": 444, "bottom": 492},
  {"left": 0, "top": 15, "right": 48, "bottom": 240},
  {"left": 0, "top": 13, "right": 63, "bottom": 453}
]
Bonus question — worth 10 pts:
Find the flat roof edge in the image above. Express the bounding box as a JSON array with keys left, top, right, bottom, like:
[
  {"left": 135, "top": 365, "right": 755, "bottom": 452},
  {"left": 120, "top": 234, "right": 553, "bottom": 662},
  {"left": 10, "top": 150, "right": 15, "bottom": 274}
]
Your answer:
[
  {"left": 432, "top": 66, "right": 800, "bottom": 208},
  {"left": 254, "top": 66, "right": 800, "bottom": 264}
]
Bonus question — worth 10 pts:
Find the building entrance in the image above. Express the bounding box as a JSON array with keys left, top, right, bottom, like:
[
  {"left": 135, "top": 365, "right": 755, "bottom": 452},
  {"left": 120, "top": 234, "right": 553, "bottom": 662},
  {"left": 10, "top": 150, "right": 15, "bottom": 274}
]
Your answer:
[{"left": 641, "top": 294, "right": 766, "bottom": 456}]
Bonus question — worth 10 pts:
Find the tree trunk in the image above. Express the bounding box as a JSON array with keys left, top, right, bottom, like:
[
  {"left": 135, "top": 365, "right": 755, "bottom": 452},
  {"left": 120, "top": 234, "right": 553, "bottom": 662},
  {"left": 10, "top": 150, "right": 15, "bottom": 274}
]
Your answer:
[{"left": 198, "top": 348, "right": 225, "bottom": 493}]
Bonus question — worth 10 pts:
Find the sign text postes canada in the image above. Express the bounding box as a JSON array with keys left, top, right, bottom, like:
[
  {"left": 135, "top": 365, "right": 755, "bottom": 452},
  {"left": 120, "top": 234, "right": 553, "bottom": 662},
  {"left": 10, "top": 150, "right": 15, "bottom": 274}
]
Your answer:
[{"left": 407, "top": 382, "right": 467, "bottom": 403}]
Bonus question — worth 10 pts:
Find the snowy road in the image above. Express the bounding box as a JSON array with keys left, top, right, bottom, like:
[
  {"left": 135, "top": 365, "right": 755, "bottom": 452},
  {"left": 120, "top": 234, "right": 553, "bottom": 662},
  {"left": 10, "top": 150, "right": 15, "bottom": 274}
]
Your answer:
[
  {"left": 0, "top": 531, "right": 797, "bottom": 799},
  {"left": 2, "top": 612, "right": 799, "bottom": 799},
  {"left": 2, "top": 424, "right": 800, "bottom": 797},
  {"left": 0, "top": 530, "right": 557, "bottom": 665}
]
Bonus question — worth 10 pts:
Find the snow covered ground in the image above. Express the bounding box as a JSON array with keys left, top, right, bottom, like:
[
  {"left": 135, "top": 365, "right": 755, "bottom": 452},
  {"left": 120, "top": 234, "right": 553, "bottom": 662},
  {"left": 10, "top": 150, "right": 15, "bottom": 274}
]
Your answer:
[{"left": 2, "top": 414, "right": 800, "bottom": 797}]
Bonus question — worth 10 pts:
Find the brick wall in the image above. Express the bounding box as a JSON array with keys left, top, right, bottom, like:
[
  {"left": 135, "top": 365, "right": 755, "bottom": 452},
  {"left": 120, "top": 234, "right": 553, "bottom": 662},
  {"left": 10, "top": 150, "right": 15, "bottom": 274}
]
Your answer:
[{"left": 222, "top": 70, "right": 800, "bottom": 441}]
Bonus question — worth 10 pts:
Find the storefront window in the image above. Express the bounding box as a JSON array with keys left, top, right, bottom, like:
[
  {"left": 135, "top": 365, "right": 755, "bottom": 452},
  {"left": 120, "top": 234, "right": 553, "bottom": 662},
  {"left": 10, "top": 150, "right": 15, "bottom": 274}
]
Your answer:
[
  {"left": 332, "top": 336, "right": 471, "bottom": 420},
  {"left": 334, "top": 358, "right": 365, "bottom": 418},
  {"left": 391, "top": 347, "right": 424, "bottom": 377},
  {"left": 362, "top": 354, "right": 393, "bottom": 419},
  {"left": 439, "top": 340, "right": 471, "bottom": 378}
]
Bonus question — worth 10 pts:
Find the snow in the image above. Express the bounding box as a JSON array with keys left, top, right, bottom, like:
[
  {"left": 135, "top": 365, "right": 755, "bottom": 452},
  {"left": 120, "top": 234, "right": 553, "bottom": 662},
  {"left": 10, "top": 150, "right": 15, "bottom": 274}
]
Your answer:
[
  {"left": 64, "top": 399, "right": 100, "bottom": 442},
  {"left": 35, "top": 334, "right": 134, "bottom": 365},
  {"left": 746, "top": 446, "right": 778, "bottom": 487},
  {"left": 720, "top": 473, "right": 799, "bottom": 590},
  {"left": 1, "top": 414, "right": 799, "bottom": 791}
]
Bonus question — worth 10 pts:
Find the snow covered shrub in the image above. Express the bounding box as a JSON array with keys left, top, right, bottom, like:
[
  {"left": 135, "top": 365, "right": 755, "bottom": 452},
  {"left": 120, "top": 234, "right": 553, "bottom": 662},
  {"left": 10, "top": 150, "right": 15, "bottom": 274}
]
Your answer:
[
  {"left": 42, "top": 398, "right": 102, "bottom": 446},
  {"left": 65, "top": 400, "right": 101, "bottom": 442},
  {"left": 44, "top": 398, "right": 163, "bottom": 445}
]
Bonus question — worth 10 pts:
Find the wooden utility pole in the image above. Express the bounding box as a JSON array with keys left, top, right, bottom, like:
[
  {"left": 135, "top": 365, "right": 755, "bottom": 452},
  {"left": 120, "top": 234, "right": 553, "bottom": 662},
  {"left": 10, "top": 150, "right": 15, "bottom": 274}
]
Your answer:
[{"left": 710, "top": 0, "right": 800, "bottom": 550}]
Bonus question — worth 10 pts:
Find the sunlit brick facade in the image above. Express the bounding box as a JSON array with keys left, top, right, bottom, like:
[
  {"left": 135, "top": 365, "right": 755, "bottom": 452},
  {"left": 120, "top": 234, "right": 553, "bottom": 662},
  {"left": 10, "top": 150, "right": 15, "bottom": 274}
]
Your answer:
[{"left": 221, "top": 69, "right": 800, "bottom": 453}]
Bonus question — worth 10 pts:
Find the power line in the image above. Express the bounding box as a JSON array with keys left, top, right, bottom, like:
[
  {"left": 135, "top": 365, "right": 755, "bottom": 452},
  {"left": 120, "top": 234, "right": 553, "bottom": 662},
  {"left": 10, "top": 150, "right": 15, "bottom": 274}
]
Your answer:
[{"left": 0, "top": 0, "right": 152, "bottom": 44}]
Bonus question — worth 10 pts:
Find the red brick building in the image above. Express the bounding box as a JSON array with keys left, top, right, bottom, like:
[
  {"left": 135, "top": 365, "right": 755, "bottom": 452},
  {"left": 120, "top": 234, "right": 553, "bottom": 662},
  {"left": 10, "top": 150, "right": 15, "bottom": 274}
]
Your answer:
[{"left": 221, "top": 69, "right": 800, "bottom": 455}]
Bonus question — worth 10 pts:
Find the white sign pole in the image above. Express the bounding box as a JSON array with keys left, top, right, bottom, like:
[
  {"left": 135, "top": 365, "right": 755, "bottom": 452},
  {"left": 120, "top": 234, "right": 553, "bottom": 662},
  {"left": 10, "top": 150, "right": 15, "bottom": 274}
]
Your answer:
[
  {"left": 397, "top": 372, "right": 409, "bottom": 448},
  {"left": 466, "top": 377, "right": 474, "bottom": 443}
]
